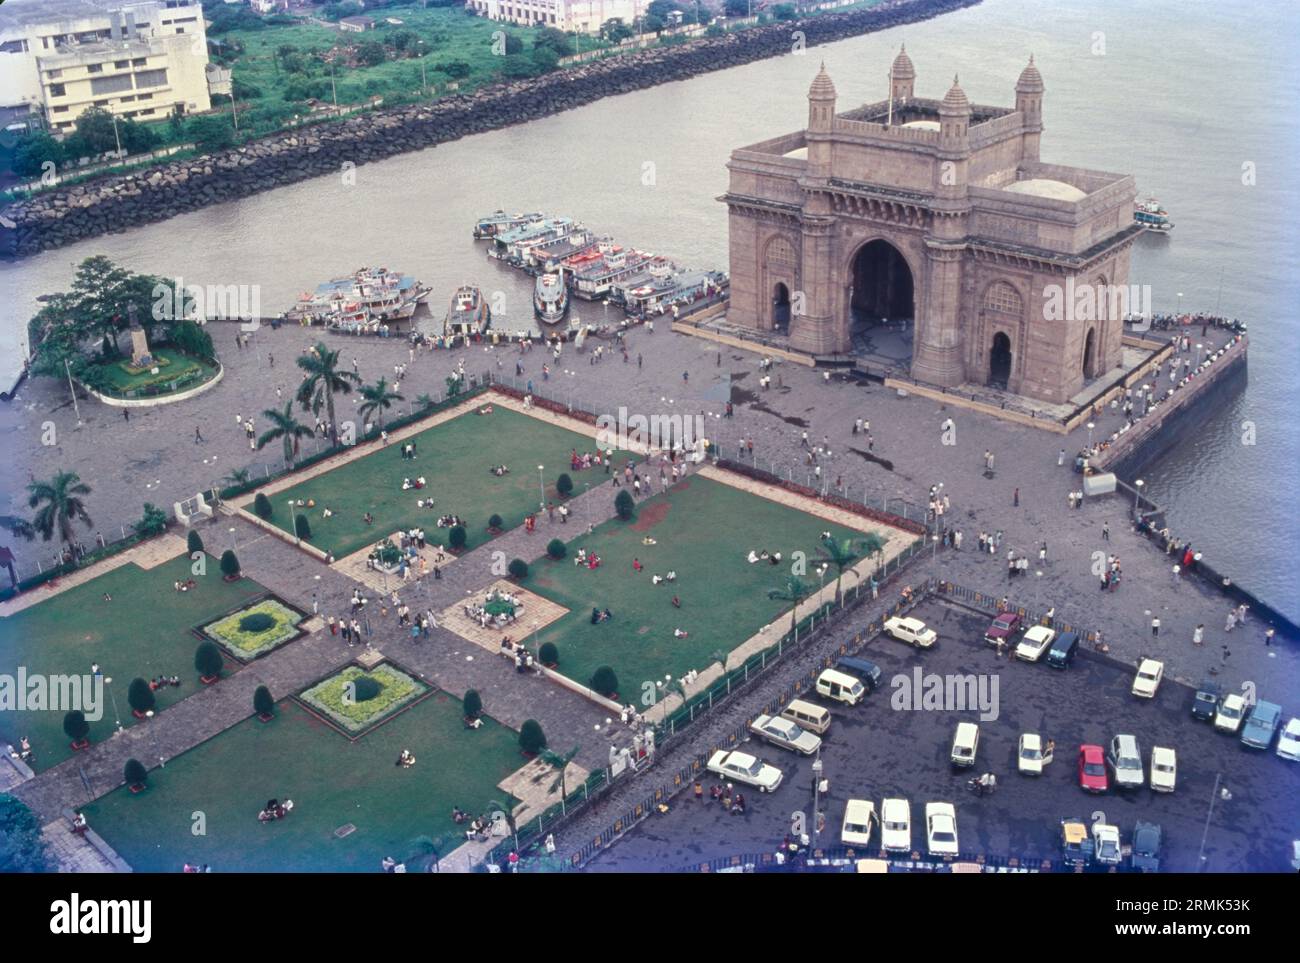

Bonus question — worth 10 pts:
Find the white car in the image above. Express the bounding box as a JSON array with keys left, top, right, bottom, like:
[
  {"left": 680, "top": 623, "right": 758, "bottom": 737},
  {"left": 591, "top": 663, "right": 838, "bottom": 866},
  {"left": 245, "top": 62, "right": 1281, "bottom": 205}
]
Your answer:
[
  {"left": 1132, "top": 659, "right": 1165, "bottom": 698},
  {"left": 748, "top": 714, "right": 822, "bottom": 756},
  {"left": 1214, "top": 693, "right": 1246, "bottom": 733},
  {"left": 881, "top": 798, "right": 911, "bottom": 853},
  {"left": 883, "top": 615, "right": 937, "bottom": 649},
  {"left": 1093, "top": 822, "right": 1122, "bottom": 865},
  {"left": 1017, "top": 733, "right": 1054, "bottom": 775},
  {"left": 924, "top": 802, "right": 959, "bottom": 856},
  {"left": 1014, "top": 625, "right": 1056, "bottom": 662},
  {"left": 1277, "top": 717, "right": 1300, "bottom": 762},
  {"left": 1150, "top": 746, "right": 1177, "bottom": 792},
  {"left": 840, "top": 799, "right": 878, "bottom": 847},
  {"left": 706, "top": 750, "right": 783, "bottom": 792}
]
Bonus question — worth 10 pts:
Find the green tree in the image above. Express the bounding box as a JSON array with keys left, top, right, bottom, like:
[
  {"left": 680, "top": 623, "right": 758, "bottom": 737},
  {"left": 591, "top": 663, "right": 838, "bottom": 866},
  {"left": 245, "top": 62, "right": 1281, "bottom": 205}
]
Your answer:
[
  {"left": 539, "top": 744, "right": 581, "bottom": 810},
  {"left": 724, "top": 0, "right": 750, "bottom": 16},
  {"left": 124, "top": 758, "right": 148, "bottom": 789},
  {"left": 408, "top": 833, "right": 449, "bottom": 872},
  {"left": 257, "top": 401, "right": 313, "bottom": 467},
  {"left": 220, "top": 549, "right": 241, "bottom": 579},
  {"left": 773, "top": 3, "right": 797, "bottom": 20},
  {"left": 816, "top": 533, "right": 886, "bottom": 604},
  {"left": 519, "top": 718, "right": 547, "bottom": 755},
  {"left": 463, "top": 689, "right": 482, "bottom": 720},
  {"left": 254, "top": 685, "right": 275, "bottom": 718},
  {"left": 642, "top": 13, "right": 665, "bottom": 32},
  {"left": 507, "top": 558, "right": 528, "bottom": 579},
  {"left": 63, "top": 710, "right": 90, "bottom": 745},
  {"left": 355, "top": 40, "right": 387, "bottom": 67},
  {"left": 546, "top": 538, "right": 566, "bottom": 560},
  {"left": 590, "top": 665, "right": 619, "bottom": 698},
  {"left": 186, "top": 530, "right": 204, "bottom": 555},
  {"left": 439, "top": 60, "right": 471, "bottom": 79},
  {"left": 26, "top": 471, "right": 92, "bottom": 559},
  {"left": 601, "top": 18, "right": 634, "bottom": 42},
  {"left": 169, "top": 319, "right": 215, "bottom": 360},
  {"left": 538, "top": 641, "right": 558, "bottom": 666},
  {"left": 0, "top": 794, "right": 51, "bottom": 872},
  {"left": 358, "top": 376, "right": 404, "bottom": 432},
  {"left": 555, "top": 473, "right": 573, "bottom": 497},
  {"left": 195, "top": 640, "right": 224, "bottom": 680},
  {"left": 253, "top": 493, "right": 273, "bottom": 519},
  {"left": 12, "top": 131, "right": 64, "bottom": 178},
  {"left": 532, "top": 27, "right": 573, "bottom": 57},
  {"left": 768, "top": 573, "right": 813, "bottom": 639},
  {"left": 133, "top": 503, "right": 168, "bottom": 538},
  {"left": 296, "top": 341, "right": 360, "bottom": 446},
  {"left": 614, "top": 489, "right": 634, "bottom": 520},
  {"left": 294, "top": 513, "right": 312, "bottom": 540},
  {"left": 127, "top": 677, "right": 155, "bottom": 714},
  {"left": 188, "top": 114, "right": 236, "bottom": 152},
  {"left": 449, "top": 525, "right": 467, "bottom": 550}
]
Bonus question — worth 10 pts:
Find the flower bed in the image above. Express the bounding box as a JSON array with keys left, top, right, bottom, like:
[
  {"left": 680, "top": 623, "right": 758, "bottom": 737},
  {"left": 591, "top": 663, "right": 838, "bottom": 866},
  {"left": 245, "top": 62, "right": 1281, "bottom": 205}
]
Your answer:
[
  {"left": 201, "top": 597, "right": 305, "bottom": 659},
  {"left": 298, "top": 664, "right": 427, "bottom": 735}
]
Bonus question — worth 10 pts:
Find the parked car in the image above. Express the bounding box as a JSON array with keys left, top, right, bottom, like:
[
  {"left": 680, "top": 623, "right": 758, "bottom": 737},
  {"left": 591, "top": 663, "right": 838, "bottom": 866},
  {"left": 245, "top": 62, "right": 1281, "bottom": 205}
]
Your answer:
[
  {"left": 748, "top": 713, "right": 822, "bottom": 755},
  {"left": 983, "top": 611, "right": 1022, "bottom": 646},
  {"left": 883, "top": 615, "right": 938, "bottom": 649},
  {"left": 1061, "top": 817, "right": 1094, "bottom": 866},
  {"left": 1192, "top": 679, "right": 1221, "bottom": 721},
  {"left": 706, "top": 750, "right": 783, "bottom": 792},
  {"left": 1131, "top": 658, "right": 1165, "bottom": 698},
  {"left": 1108, "top": 734, "right": 1145, "bottom": 789},
  {"left": 1045, "top": 630, "right": 1081, "bottom": 668},
  {"left": 1018, "top": 733, "right": 1054, "bottom": 775},
  {"left": 950, "top": 721, "right": 980, "bottom": 768},
  {"left": 880, "top": 798, "right": 911, "bottom": 853},
  {"left": 1015, "top": 625, "right": 1057, "bottom": 662},
  {"left": 1241, "top": 700, "right": 1282, "bottom": 749},
  {"left": 815, "top": 669, "right": 866, "bottom": 706},
  {"left": 1150, "top": 746, "right": 1177, "bottom": 792},
  {"left": 925, "top": 802, "right": 959, "bottom": 856},
  {"left": 1214, "top": 693, "right": 1247, "bottom": 734},
  {"left": 1277, "top": 717, "right": 1300, "bottom": 762},
  {"left": 840, "top": 799, "right": 877, "bottom": 847},
  {"left": 1131, "top": 821, "right": 1162, "bottom": 872},
  {"left": 1093, "top": 822, "right": 1122, "bottom": 865},
  {"left": 835, "top": 656, "right": 883, "bottom": 691},
  {"left": 1078, "top": 744, "right": 1109, "bottom": 793}
]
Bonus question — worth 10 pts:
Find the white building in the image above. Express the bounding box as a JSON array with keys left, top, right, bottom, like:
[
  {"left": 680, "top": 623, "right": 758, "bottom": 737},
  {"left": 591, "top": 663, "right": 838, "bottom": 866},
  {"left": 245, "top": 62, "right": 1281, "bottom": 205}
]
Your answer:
[
  {"left": 0, "top": 0, "right": 213, "bottom": 132},
  {"left": 465, "top": 0, "right": 644, "bottom": 36}
]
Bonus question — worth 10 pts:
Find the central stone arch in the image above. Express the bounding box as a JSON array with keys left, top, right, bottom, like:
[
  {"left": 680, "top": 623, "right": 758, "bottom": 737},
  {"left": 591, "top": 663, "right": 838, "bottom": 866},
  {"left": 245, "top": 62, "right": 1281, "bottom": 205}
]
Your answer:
[{"left": 849, "top": 239, "right": 915, "bottom": 326}]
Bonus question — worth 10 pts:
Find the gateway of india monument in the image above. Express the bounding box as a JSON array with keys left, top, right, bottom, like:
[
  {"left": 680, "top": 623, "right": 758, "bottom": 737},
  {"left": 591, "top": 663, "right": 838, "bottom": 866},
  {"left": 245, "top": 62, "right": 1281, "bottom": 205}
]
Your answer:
[{"left": 721, "top": 49, "right": 1144, "bottom": 405}]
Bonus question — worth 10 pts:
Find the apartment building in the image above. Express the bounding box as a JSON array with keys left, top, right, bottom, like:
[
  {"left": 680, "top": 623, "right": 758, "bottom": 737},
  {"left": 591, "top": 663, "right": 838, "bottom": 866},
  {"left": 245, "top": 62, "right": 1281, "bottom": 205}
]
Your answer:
[
  {"left": 465, "top": 0, "right": 644, "bottom": 36},
  {"left": 0, "top": 0, "right": 212, "bottom": 132}
]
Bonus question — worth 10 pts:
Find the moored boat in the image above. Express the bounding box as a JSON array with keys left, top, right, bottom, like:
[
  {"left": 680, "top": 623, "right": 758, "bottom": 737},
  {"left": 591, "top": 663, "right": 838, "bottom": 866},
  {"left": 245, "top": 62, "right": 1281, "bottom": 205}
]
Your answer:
[
  {"left": 533, "top": 271, "right": 569, "bottom": 324},
  {"left": 473, "top": 210, "right": 545, "bottom": 239},
  {"left": 288, "top": 266, "right": 430, "bottom": 333},
  {"left": 1134, "top": 197, "right": 1173, "bottom": 232},
  {"left": 444, "top": 285, "right": 491, "bottom": 337}
]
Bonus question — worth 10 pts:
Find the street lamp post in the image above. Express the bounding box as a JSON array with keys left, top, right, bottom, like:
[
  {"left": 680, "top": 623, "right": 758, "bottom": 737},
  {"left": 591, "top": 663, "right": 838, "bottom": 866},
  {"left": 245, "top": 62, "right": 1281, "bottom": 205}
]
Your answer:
[
  {"left": 811, "top": 751, "right": 824, "bottom": 849},
  {"left": 105, "top": 677, "right": 122, "bottom": 733},
  {"left": 1086, "top": 421, "right": 1095, "bottom": 452},
  {"left": 538, "top": 465, "right": 546, "bottom": 512},
  {"left": 1134, "top": 478, "right": 1145, "bottom": 516},
  {"left": 64, "top": 357, "right": 83, "bottom": 426},
  {"left": 144, "top": 710, "right": 164, "bottom": 767},
  {"left": 288, "top": 500, "right": 299, "bottom": 545}
]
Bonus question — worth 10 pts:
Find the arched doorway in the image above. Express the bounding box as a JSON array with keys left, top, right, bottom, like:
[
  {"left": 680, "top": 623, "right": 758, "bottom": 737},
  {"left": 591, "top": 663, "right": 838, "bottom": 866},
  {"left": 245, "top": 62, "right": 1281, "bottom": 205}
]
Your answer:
[
  {"left": 772, "top": 283, "right": 791, "bottom": 332},
  {"left": 1082, "top": 327, "right": 1097, "bottom": 379},
  {"left": 989, "top": 332, "right": 1012, "bottom": 388},
  {"left": 850, "top": 240, "right": 914, "bottom": 326}
]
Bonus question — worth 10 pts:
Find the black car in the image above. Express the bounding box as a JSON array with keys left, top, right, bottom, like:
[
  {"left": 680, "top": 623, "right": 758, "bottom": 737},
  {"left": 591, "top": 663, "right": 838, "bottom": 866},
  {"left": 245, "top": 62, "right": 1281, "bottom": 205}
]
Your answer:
[
  {"left": 835, "top": 656, "right": 883, "bottom": 692},
  {"left": 1131, "top": 821, "right": 1162, "bottom": 872},
  {"left": 1192, "top": 679, "right": 1221, "bottom": 721}
]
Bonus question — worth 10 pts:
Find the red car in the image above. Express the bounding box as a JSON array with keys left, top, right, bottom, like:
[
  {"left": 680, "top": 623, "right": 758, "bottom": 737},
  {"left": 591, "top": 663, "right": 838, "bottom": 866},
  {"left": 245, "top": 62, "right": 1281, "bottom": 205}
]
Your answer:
[
  {"left": 1078, "top": 744, "right": 1109, "bottom": 793},
  {"left": 983, "top": 611, "right": 1022, "bottom": 646}
]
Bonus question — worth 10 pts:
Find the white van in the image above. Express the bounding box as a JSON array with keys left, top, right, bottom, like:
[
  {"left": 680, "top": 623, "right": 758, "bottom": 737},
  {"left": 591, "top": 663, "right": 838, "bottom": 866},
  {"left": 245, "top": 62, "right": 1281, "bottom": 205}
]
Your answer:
[
  {"left": 816, "top": 669, "right": 865, "bottom": 706},
  {"left": 781, "top": 699, "right": 832, "bottom": 735},
  {"left": 950, "top": 722, "right": 980, "bottom": 767}
]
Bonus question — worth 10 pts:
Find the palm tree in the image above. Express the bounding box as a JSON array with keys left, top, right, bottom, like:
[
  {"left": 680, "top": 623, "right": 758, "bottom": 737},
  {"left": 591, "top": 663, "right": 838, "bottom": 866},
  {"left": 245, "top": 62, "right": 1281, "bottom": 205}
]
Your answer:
[
  {"left": 221, "top": 467, "right": 251, "bottom": 489},
  {"left": 817, "top": 533, "right": 887, "bottom": 604},
  {"left": 358, "top": 376, "right": 404, "bottom": 434},
  {"left": 408, "top": 833, "right": 449, "bottom": 873},
  {"left": 27, "top": 471, "right": 93, "bottom": 562},
  {"left": 768, "top": 573, "right": 812, "bottom": 641},
  {"left": 256, "top": 402, "right": 313, "bottom": 468},
  {"left": 539, "top": 745, "right": 582, "bottom": 814},
  {"left": 295, "top": 341, "right": 359, "bottom": 445}
]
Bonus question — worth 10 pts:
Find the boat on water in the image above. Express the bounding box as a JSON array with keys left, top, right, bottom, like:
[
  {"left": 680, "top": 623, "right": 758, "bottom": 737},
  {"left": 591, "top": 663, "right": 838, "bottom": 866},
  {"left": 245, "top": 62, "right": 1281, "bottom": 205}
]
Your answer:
[
  {"left": 567, "top": 244, "right": 659, "bottom": 301},
  {"left": 490, "top": 217, "right": 578, "bottom": 264},
  {"left": 289, "top": 267, "right": 430, "bottom": 333},
  {"left": 616, "top": 268, "right": 728, "bottom": 319},
  {"left": 1134, "top": 198, "right": 1173, "bottom": 232},
  {"left": 444, "top": 285, "right": 491, "bottom": 337},
  {"left": 533, "top": 271, "right": 569, "bottom": 324},
  {"left": 473, "top": 210, "right": 545, "bottom": 239}
]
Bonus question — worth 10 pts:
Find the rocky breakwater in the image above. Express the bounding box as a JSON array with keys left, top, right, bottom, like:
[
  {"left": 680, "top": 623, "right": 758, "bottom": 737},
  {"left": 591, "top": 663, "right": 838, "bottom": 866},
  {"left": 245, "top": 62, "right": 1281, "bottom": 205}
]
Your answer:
[{"left": 0, "top": 0, "right": 980, "bottom": 259}]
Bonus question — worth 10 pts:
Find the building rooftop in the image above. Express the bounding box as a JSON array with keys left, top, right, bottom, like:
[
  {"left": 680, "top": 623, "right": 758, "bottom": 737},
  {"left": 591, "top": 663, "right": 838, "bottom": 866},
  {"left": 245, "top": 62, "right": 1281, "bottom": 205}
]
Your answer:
[
  {"left": 0, "top": 0, "right": 178, "bottom": 32},
  {"left": 1001, "top": 178, "right": 1088, "bottom": 202}
]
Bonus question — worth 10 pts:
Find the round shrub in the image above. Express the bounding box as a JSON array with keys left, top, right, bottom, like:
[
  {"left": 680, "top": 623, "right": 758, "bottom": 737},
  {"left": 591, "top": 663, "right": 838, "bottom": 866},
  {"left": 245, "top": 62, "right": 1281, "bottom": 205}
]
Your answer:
[
  {"left": 253, "top": 685, "right": 275, "bottom": 718},
  {"left": 195, "top": 641, "right": 224, "bottom": 679},
  {"left": 590, "top": 665, "right": 619, "bottom": 698},
  {"left": 464, "top": 689, "right": 482, "bottom": 720},
  {"left": 127, "top": 677, "right": 155, "bottom": 714},
  {"left": 507, "top": 558, "right": 528, "bottom": 579},
  {"left": 63, "top": 710, "right": 90, "bottom": 743},
  {"left": 539, "top": 641, "right": 558, "bottom": 667},
  {"left": 124, "top": 758, "right": 147, "bottom": 788},
  {"left": 351, "top": 675, "right": 382, "bottom": 702},
  {"left": 449, "top": 525, "right": 467, "bottom": 550},
  {"left": 546, "top": 538, "right": 566, "bottom": 560},
  {"left": 239, "top": 612, "right": 276, "bottom": 633},
  {"left": 253, "top": 492, "right": 273, "bottom": 519},
  {"left": 186, "top": 530, "right": 204, "bottom": 555},
  {"left": 488, "top": 513, "right": 503, "bottom": 531},
  {"left": 294, "top": 513, "right": 312, "bottom": 539},
  {"left": 556, "top": 473, "right": 573, "bottom": 497},
  {"left": 615, "top": 489, "right": 635, "bottom": 519},
  {"left": 519, "top": 719, "right": 547, "bottom": 755},
  {"left": 220, "top": 549, "right": 241, "bottom": 578}
]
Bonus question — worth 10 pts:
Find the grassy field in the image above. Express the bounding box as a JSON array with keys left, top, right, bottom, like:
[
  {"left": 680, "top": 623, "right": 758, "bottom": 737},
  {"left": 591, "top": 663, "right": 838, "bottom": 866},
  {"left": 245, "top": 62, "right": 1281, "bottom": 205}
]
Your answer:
[
  {"left": 85, "top": 692, "right": 521, "bottom": 872},
  {"left": 0, "top": 556, "right": 267, "bottom": 772},
  {"left": 93, "top": 347, "right": 208, "bottom": 392},
  {"left": 266, "top": 406, "right": 613, "bottom": 557},
  {"left": 523, "top": 473, "right": 873, "bottom": 698}
]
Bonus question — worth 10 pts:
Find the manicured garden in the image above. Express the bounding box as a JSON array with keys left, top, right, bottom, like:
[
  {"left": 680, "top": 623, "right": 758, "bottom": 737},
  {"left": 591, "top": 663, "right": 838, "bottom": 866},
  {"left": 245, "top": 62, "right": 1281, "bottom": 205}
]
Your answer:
[
  {"left": 299, "top": 664, "right": 427, "bottom": 735},
  {"left": 87, "top": 346, "right": 217, "bottom": 398},
  {"left": 201, "top": 597, "right": 305, "bottom": 660},
  {"left": 522, "top": 474, "right": 880, "bottom": 700},
  {"left": 84, "top": 691, "right": 521, "bottom": 872},
  {"left": 0, "top": 556, "right": 267, "bottom": 772},
  {"left": 263, "top": 406, "right": 615, "bottom": 557}
]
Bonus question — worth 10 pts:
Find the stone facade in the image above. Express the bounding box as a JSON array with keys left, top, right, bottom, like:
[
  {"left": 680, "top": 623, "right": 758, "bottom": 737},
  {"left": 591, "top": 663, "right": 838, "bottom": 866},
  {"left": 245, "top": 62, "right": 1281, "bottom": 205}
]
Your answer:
[{"left": 722, "top": 50, "right": 1143, "bottom": 404}]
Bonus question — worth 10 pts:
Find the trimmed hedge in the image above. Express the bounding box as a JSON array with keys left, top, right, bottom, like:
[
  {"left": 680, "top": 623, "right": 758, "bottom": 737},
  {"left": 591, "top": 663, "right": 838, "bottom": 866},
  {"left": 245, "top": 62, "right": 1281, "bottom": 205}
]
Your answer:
[
  {"left": 507, "top": 558, "right": 528, "bottom": 579},
  {"left": 195, "top": 640, "right": 224, "bottom": 679},
  {"left": 519, "top": 719, "right": 546, "bottom": 755},
  {"left": 590, "top": 665, "right": 619, "bottom": 698},
  {"left": 614, "top": 489, "right": 635, "bottom": 520},
  {"left": 464, "top": 689, "right": 482, "bottom": 720},
  {"left": 253, "top": 492, "right": 274, "bottom": 519},
  {"left": 546, "top": 538, "right": 566, "bottom": 560},
  {"left": 127, "top": 677, "right": 155, "bottom": 714},
  {"left": 539, "top": 641, "right": 558, "bottom": 666}
]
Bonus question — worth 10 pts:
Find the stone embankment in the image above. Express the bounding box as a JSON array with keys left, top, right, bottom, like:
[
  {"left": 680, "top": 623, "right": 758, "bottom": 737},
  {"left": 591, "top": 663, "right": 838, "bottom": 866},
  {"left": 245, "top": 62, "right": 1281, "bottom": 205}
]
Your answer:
[{"left": 0, "top": 0, "right": 980, "bottom": 258}]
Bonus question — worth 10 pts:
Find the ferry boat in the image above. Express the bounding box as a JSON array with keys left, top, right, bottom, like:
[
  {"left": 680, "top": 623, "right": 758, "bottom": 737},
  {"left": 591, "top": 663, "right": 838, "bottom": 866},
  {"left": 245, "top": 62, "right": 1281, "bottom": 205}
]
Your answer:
[
  {"left": 568, "top": 246, "right": 659, "bottom": 300},
  {"left": 617, "top": 268, "right": 727, "bottom": 319},
  {"left": 473, "top": 210, "right": 544, "bottom": 239},
  {"left": 490, "top": 217, "right": 577, "bottom": 265},
  {"left": 289, "top": 267, "right": 430, "bottom": 333},
  {"left": 443, "top": 285, "right": 491, "bottom": 337},
  {"left": 1134, "top": 198, "right": 1173, "bottom": 232},
  {"left": 533, "top": 271, "right": 570, "bottom": 324},
  {"left": 531, "top": 230, "right": 600, "bottom": 274}
]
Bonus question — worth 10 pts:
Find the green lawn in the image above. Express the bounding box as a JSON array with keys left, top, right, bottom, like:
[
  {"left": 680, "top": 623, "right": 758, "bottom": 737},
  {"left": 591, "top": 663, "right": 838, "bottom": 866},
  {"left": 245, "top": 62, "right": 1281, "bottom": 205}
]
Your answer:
[
  {"left": 85, "top": 692, "right": 521, "bottom": 872},
  {"left": 0, "top": 556, "right": 267, "bottom": 772},
  {"left": 523, "top": 474, "right": 870, "bottom": 698},
  {"left": 266, "top": 406, "right": 613, "bottom": 557},
  {"left": 92, "top": 347, "right": 211, "bottom": 394}
]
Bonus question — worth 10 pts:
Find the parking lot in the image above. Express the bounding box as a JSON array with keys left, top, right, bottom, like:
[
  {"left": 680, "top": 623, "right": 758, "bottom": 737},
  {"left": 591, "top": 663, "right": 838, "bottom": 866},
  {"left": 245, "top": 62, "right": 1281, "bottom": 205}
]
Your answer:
[{"left": 588, "top": 600, "right": 1300, "bottom": 872}]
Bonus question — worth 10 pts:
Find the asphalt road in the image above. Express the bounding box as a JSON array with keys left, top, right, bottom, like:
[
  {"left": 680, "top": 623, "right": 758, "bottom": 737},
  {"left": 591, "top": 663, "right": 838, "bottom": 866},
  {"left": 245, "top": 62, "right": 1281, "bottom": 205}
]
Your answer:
[{"left": 587, "top": 600, "right": 1300, "bottom": 872}]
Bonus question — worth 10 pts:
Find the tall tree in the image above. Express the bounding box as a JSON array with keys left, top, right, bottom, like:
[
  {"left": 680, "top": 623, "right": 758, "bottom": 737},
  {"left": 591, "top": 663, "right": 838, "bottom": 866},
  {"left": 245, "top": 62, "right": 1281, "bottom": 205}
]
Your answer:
[
  {"left": 816, "top": 533, "right": 886, "bottom": 604},
  {"left": 768, "top": 573, "right": 812, "bottom": 639},
  {"left": 27, "top": 471, "right": 93, "bottom": 558},
  {"left": 295, "top": 341, "right": 360, "bottom": 445},
  {"left": 358, "top": 376, "right": 404, "bottom": 433},
  {"left": 539, "top": 744, "right": 582, "bottom": 813},
  {"left": 257, "top": 402, "right": 313, "bottom": 468}
]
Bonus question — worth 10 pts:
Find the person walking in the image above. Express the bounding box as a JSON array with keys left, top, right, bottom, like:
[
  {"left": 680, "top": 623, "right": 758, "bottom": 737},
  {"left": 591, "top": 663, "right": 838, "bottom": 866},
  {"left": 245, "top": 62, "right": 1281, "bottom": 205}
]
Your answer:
[
  {"left": 1192, "top": 624, "right": 1204, "bottom": 646},
  {"left": 1264, "top": 627, "right": 1275, "bottom": 647},
  {"left": 1151, "top": 616, "right": 1160, "bottom": 637},
  {"left": 1013, "top": 487, "right": 1019, "bottom": 507},
  {"left": 1225, "top": 610, "right": 1237, "bottom": 633},
  {"left": 194, "top": 426, "right": 204, "bottom": 444},
  {"left": 1102, "top": 522, "right": 1110, "bottom": 541},
  {"left": 1058, "top": 448, "right": 1066, "bottom": 466}
]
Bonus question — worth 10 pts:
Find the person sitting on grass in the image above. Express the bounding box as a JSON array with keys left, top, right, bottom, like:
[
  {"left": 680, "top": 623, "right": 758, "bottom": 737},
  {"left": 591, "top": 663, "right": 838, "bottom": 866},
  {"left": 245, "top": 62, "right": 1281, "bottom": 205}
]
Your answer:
[
  {"left": 652, "top": 574, "right": 663, "bottom": 585},
  {"left": 674, "top": 628, "right": 689, "bottom": 638},
  {"left": 71, "top": 811, "right": 88, "bottom": 834},
  {"left": 672, "top": 595, "right": 681, "bottom": 608},
  {"left": 396, "top": 749, "right": 416, "bottom": 768},
  {"left": 641, "top": 536, "right": 657, "bottom": 546},
  {"left": 322, "top": 507, "right": 334, "bottom": 519},
  {"left": 747, "top": 550, "right": 760, "bottom": 564},
  {"left": 452, "top": 807, "right": 468, "bottom": 824},
  {"left": 665, "top": 571, "right": 676, "bottom": 581},
  {"left": 575, "top": 548, "right": 588, "bottom": 566},
  {"left": 633, "top": 558, "right": 643, "bottom": 573},
  {"left": 402, "top": 478, "right": 413, "bottom": 491},
  {"left": 363, "top": 512, "right": 374, "bottom": 525},
  {"left": 767, "top": 553, "right": 782, "bottom": 565}
]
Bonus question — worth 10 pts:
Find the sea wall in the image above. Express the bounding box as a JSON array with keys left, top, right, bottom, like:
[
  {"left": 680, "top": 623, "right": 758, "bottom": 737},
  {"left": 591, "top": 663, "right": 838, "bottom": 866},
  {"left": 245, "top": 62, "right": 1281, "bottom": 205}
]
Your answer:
[{"left": 0, "top": 0, "right": 981, "bottom": 259}]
